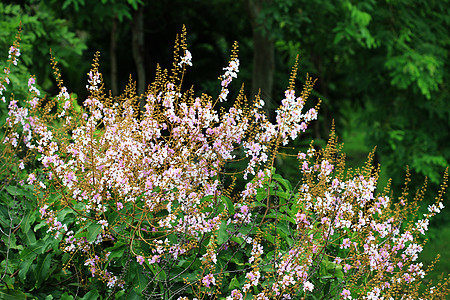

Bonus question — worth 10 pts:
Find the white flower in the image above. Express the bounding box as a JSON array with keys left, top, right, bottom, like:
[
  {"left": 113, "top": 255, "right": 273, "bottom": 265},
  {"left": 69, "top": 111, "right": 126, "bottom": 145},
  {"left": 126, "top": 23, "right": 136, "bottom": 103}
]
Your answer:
[
  {"left": 303, "top": 281, "right": 314, "bottom": 292},
  {"left": 178, "top": 50, "right": 192, "bottom": 67}
]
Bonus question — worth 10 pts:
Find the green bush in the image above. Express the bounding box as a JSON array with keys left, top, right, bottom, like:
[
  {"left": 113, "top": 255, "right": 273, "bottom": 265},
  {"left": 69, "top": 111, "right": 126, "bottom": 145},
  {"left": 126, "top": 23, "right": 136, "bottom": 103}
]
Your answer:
[{"left": 0, "top": 27, "right": 448, "bottom": 299}]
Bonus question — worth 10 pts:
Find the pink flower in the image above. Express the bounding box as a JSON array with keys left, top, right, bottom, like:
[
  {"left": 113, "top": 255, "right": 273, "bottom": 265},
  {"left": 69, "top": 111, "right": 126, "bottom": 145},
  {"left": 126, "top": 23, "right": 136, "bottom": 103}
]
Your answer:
[
  {"left": 136, "top": 255, "right": 144, "bottom": 265},
  {"left": 341, "top": 289, "right": 351, "bottom": 299},
  {"left": 28, "top": 77, "right": 35, "bottom": 87},
  {"left": 230, "top": 289, "right": 243, "bottom": 300},
  {"left": 344, "top": 264, "right": 352, "bottom": 273},
  {"left": 39, "top": 205, "right": 48, "bottom": 217},
  {"left": 202, "top": 273, "right": 216, "bottom": 287},
  {"left": 341, "top": 238, "right": 351, "bottom": 249},
  {"left": 27, "top": 173, "right": 36, "bottom": 184}
]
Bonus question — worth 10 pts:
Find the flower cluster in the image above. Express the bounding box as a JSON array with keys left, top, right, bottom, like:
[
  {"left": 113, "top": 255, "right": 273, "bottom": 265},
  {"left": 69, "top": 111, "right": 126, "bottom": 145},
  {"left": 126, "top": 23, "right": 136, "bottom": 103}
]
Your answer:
[
  {"left": 1, "top": 31, "right": 21, "bottom": 102},
  {"left": 218, "top": 42, "right": 239, "bottom": 102},
  {"left": 178, "top": 49, "right": 192, "bottom": 67}
]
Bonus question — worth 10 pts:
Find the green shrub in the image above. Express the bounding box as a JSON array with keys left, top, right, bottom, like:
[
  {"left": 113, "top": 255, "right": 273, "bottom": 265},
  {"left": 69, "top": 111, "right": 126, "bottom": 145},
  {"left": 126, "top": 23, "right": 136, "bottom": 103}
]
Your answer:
[{"left": 0, "top": 27, "right": 448, "bottom": 299}]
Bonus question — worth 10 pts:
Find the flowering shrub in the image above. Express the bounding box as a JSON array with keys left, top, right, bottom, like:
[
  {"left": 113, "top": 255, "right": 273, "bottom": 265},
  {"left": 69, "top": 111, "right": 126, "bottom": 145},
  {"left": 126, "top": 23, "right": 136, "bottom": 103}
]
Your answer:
[{"left": 1, "top": 27, "right": 449, "bottom": 299}]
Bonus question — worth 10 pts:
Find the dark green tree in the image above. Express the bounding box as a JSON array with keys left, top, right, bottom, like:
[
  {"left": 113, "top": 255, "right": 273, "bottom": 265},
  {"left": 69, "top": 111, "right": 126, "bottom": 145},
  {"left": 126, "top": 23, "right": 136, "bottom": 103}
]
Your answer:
[{"left": 0, "top": 2, "right": 87, "bottom": 101}]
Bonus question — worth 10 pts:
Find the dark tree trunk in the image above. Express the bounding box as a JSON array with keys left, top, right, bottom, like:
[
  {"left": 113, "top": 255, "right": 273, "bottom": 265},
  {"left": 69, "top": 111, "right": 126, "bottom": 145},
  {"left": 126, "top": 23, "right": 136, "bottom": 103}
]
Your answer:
[
  {"left": 312, "top": 53, "right": 331, "bottom": 141},
  {"left": 110, "top": 14, "right": 118, "bottom": 96},
  {"left": 246, "top": 0, "right": 275, "bottom": 119},
  {"left": 132, "top": 5, "right": 146, "bottom": 99}
]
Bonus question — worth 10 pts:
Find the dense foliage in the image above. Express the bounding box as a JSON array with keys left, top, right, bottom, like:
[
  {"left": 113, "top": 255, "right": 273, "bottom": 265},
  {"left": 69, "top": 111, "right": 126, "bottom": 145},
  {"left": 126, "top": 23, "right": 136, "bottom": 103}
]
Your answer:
[
  {"left": 0, "top": 27, "right": 449, "bottom": 299},
  {"left": 0, "top": 2, "right": 86, "bottom": 101}
]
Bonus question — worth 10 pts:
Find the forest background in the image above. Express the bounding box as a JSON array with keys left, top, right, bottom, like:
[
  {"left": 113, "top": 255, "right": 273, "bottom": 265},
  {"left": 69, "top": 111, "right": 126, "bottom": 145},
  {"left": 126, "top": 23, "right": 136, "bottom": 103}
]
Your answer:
[{"left": 0, "top": 0, "right": 449, "bottom": 291}]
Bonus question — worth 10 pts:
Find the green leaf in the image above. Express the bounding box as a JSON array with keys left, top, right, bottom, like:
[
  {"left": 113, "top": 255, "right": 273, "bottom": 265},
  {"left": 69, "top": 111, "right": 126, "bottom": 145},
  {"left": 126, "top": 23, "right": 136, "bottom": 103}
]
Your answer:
[
  {"left": 231, "top": 236, "right": 244, "bottom": 246},
  {"left": 57, "top": 207, "right": 73, "bottom": 221},
  {"left": 216, "top": 202, "right": 225, "bottom": 214},
  {"left": 265, "top": 213, "right": 295, "bottom": 224},
  {"left": 87, "top": 223, "right": 102, "bottom": 243},
  {"left": 271, "top": 173, "right": 292, "bottom": 192},
  {"left": 105, "top": 242, "right": 127, "bottom": 262},
  {"left": 20, "top": 244, "right": 40, "bottom": 260},
  {"left": 81, "top": 290, "right": 100, "bottom": 300},
  {"left": 200, "top": 195, "right": 214, "bottom": 204},
  {"left": 34, "top": 221, "right": 48, "bottom": 232},
  {"left": 35, "top": 253, "right": 51, "bottom": 288},
  {"left": 1, "top": 275, "right": 14, "bottom": 289},
  {"left": 115, "top": 291, "right": 126, "bottom": 299},
  {"left": 132, "top": 265, "right": 147, "bottom": 294},
  {"left": 158, "top": 269, "right": 167, "bottom": 281},
  {"left": 255, "top": 188, "right": 267, "bottom": 203},
  {"left": 5, "top": 186, "right": 25, "bottom": 196},
  {"left": 21, "top": 209, "right": 36, "bottom": 233},
  {"left": 217, "top": 221, "right": 229, "bottom": 245},
  {"left": 0, "top": 289, "right": 27, "bottom": 300},
  {"left": 60, "top": 292, "right": 74, "bottom": 300},
  {"left": 107, "top": 210, "right": 119, "bottom": 225},
  {"left": 262, "top": 229, "right": 275, "bottom": 244},
  {"left": 18, "top": 259, "right": 34, "bottom": 282},
  {"left": 125, "top": 290, "right": 141, "bottom": 300},
  {"left": 221, "top": 195, "right": 234, "bottom": 215},
  {"left": 276, "top": 191, "right": 290, "bottom": 202},
  {"left": 23, "top": 228, "right": 36, "bottom": 245},
  {"left": 228, "top": 276, "right": 240, "bottom": 291}
]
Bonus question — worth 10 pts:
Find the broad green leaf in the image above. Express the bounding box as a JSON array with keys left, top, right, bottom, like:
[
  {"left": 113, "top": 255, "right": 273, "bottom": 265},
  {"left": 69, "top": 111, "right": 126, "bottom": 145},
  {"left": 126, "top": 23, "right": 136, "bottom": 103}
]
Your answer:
[
  {"left": 228, "top": 276, "right": 240, "bottom": 291},
  {"left": 35, "top": 253, "right": 51, "bottom": 288},
  {"left": 21, "top": 242, "right": 43, "bottom": 258},
  {"left": 18, "top": 259, "right": 34, "bottom": 282},
  {"left": 262, "top": 229, "right": 275, "bottom": 244},
  {"left": 231, "top": 236, "right": 244, "bottom": 246},
  {"left": 115, "top": 291, "right": 126, "bottom": 299},
  {"left": 107, "top": 211, "right": 119, "bottom": 224},
  {"left": 216, "top": 202, "right": 225, "bottom": 214},
  {"left": 1, "top": 275, "right": 14, "bottom": 289},
  {"left": 217, "top": 221, "right": 229, "bottom": 245},
  {"left": 276, "top": 191, "right": 290, "bottom": 202},
  {"left": 34, "top": 221, "right": 48, "bottom": 231},
  {"left": 0, "top": 289, "right": 27, "bottom": 300},
  {"left": 105, "top": 242, "right": 127, "bottom": 262},
  {"left": 271, "top": 173, "right": 292, "bottom": 191},
  {"left": 255, "top": 187, "right": 268, "bottom": 202},
  {"left": 200, "top": 195, "right": 214, "bottom": 204},
  {"left": 125, "top": 290, "right": 142, "bottom": 300},
  {"left": 6, "top": 185, "right": 25, "bottom": 196},
  {"left": 265, "top": 213, "right": 295, "bottom": 224},
  {"left": 221, "top": 195, "right": 234, "bottom": 215},
  {"left": 87, "top": 223, "right": 102, "bottom": 243},
  {"left": 21, "top": 209, "right": 36, "bottom": 233},
  {"left": 60, "top": 292, "right": 74, "bottom": 300},
  {"left": 57, "top": 207, "right": 73, "bottom": 221},
  {"left": 23, "top": 228, "right": 36, "bottom": 245},
  {"left": 159, "top": 269, "right": 167, "bottom": 281},
  {"left": 132, "top": 264, "right": 147, "bottom": 294}
]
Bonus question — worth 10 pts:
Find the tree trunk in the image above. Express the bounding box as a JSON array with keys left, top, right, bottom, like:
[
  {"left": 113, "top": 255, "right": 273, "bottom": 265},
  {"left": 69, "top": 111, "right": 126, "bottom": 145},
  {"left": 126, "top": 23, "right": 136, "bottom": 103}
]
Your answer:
[
  {"left": 110, "top": 14, "right": 118, "bottom": 96},
  {"left": 132, "top": 5, "right": 146, "bottom": 99},
  {"left": 246, "top": 0, "right": 275, "bottom": 119}
]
